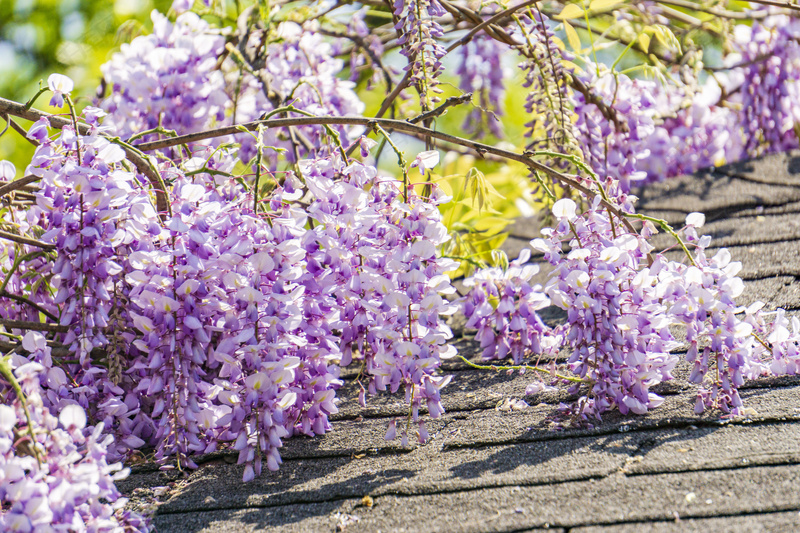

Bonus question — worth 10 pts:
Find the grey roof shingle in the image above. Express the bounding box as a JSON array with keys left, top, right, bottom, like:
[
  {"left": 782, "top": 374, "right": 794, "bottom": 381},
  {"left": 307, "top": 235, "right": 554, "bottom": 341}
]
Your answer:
[{"left": 122, "top": 155, "right": 800, "bottom": 532}]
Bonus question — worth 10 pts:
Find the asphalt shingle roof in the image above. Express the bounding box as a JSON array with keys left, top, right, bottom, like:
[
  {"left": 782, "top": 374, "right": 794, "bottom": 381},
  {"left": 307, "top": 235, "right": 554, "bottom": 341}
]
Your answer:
[{"left": 120, "top": 152, "right": 800, "bottom": 532}]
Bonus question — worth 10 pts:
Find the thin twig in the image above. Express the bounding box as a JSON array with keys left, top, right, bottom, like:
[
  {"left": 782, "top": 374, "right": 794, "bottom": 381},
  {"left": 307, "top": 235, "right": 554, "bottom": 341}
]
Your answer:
[
  {"left": 0, "top": 97, "right": 169, "bottom": 215},
  {"left": 407, "top": 93, "right": 473, "bottom": 124},
  {"left": 133, "top": 114, "right": 641, "bottom": 236},
  {"left": 741, "top": 0, "right": 800, "bottom": 11},
  {"left": 0, "top": 175, "right": 41, "bottom": 198},
  {"left": 653, "top": 0, "right": 776, "bottom": 19},
  {"left": 0, "top": 230, "right": 55, "bottom": 250},
  {"left": 0, "top": 319, "right": 68, "bottom": 333},
  {"left": 0, "top": 291, "right": 59, "bottom": 322}
]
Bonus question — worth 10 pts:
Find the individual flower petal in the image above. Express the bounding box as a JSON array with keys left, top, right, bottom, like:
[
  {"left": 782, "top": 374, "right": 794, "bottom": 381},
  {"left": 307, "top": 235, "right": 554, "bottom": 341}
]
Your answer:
[
  {"left": 552, "top": 198, "right": 577, "bottom": 220},
  {"left": 685, "top": 212, "right": 706, "bottom": 228},
  {"left": 411, "top": 150, "right": 439, "bottom": 174},
  {"left": 59, "top": 404, "right": 87, "bottom": 430},
  {"left": 48, "top": 73, "right": 74, "bottom": 107}
]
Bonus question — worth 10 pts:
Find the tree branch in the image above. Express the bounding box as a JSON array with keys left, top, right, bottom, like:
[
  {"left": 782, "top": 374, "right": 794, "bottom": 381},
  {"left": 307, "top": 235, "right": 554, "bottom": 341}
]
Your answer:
[
  {"left": 0, "top": 97, "right": 169, "bottom": 215},
  {"left": 0, "top": 291, "right": 58, "bottom": 322},
  {"left": 133, "top": 114, "right": 639, "bottom": 236},
  {"left": 0, "top": 230, "right": 55, "bottom": 250},
  {"left": 0, "top": 174, "right": 41, "bottom": 198},
  {"left": 0, "top": 319, "right": 68, "bottom": 333}
]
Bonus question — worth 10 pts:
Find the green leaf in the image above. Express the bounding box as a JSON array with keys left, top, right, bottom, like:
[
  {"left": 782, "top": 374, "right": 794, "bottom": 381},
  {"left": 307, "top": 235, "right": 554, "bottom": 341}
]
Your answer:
[
  {"left": 588, "top": 0, "right": 619, "bottom": 12},
  {"left": 556, "top": 3, "right": 584, "bottom": 20},
  {"left": 638, "top": 32, "right": 651, "bottom": 53},
  {"left": 564, "top": 21, "right": 581, "bottom": 53},
  {"left": 492, "top": 250, "right": 509, "bottom": 271}
]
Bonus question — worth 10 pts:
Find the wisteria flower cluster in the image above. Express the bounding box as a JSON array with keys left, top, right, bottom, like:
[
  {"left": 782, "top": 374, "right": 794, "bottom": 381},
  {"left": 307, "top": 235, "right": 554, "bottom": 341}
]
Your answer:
[
  {"left": 0, "top": 334, "right": 149, "bottom": 532},
  {"left": 462, "top": 249, "right": 552, "bottom": 364},
  {"left": 393, "top": 0, "right": 448, "bottom": 108},
  {"left": 568, "top": 16, "right": 800, "bottom": 189},
  {"left": 457, "top": 35, "right": 506, "bottom": 138},
  {"left": 466, "top": 199, "right": 798, "bottom": 422},
  {"left": 231, "top": 20, "right": 365, "bottom": 166},
  {"left": 1, "top": 96, "right": 460, "bottom": 530},
  {"left": 5, "top": 2, "right": 800, "bottom": 530},
  {"left": 100, "top": 11, "right": 229, "bottom": 157}
]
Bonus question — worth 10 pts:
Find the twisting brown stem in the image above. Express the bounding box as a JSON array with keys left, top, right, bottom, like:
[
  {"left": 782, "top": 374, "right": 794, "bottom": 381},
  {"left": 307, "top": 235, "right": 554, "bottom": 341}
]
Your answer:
[
  {"left": 0, "top": 230, "right": 55, "bottom": 251},
  {"left": 741, "top": 0, "right": 800, "bottom": 10},
  {"left": 0, "top": 175, "right": 41, "bottom": 198},
  {"left": 0, "top": 319, "right": 69, "bottom": 333},
  {"left": 0, "top": 97, "right": 169, "bottom": 215},
  {"left": 0, "top": 291, "right": 59, "bottom": 322},
  {"left": 132, "top": 113, "right": 639, "bottom": 236}
]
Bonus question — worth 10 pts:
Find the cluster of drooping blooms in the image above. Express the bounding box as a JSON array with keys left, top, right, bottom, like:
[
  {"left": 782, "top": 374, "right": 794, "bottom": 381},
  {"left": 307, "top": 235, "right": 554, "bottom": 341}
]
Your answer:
[
  {"left": 393, "top": 0, "right": 448, "bottom": 109},
  {"left": 457, "top": 35, "right": 506, "bottom": 138},
  {"left": 19, "top": 113, "right": 167, "bottom": 463},
  {"left": 116, "top": 165, "right": 344, "bottom": 478},
  {"left": 726, "top": 16, "right": 800, "bottom": 157},
  {"left": 518, "top": 11, "right": 579, "bottom": 156},
  {"left": 572, "top": 67, "right": 657, "bottom": 191},
  {"left": 348, "top": 8, "right": 391, "bottom": 89},
  {"left": 0, "top": 159, "right": 55, "bottom": 323},
  {"left": 462, "top": 249, "right": 553, "bottom": 364},
  {"left": 748, "top": 308, "right": 800, "bottom": 377},
  {"left": 231, "top": 20, "right": 365, "bottom": 166},
  {"left": 639, "top": 80, "right": 738, "bottom": 182},
  {"left": 10, "top": 3, "right": 800, "bottom": 526},
  {"left": 5, "top": 95, "right": 460, "bottom": 482},
  {"left": 290, "top": 157, "right": 459, "bottom": 445},
  {"left": 462, "top": 196, "right": 783, "bottom": 421},
  {"left": 569, "top": 17, "right": 800, "bottom": 188},
  {"left": 100, "top": 10, "right": 229, "bottom": 158},
  {"left": 531, "top": 198, "right": 682, "bottom": 420},
  {"left": 569, "top": 61, "right": 738, "bottom": 190},
  {"left": 0, "top": 333, "right": 150, "bottom": 532},
  {"left": 652, "top": 213, "right": 767, "bottom": 414}
]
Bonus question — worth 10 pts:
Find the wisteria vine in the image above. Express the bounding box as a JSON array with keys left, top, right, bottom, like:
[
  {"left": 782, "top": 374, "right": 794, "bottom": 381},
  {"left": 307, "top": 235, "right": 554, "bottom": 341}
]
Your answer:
[{"left": 3, "top": 1, "right": 800, "bottom": 530}]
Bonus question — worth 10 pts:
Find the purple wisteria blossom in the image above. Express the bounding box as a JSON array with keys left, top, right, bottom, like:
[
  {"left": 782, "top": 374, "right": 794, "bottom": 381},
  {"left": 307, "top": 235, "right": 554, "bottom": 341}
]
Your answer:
[
  {"left": 394, "top": 0, "right": 448, "bottom": 108},
  {"left": 457, "top": 36, "right": 506, "bottom": 138},
  {"left": 727, "top": 16, "right": 800, "bottom": 157},
  {"left": 231, "top": 21, "right": 365, "bottom": 166},
  {"left": 100, "top": 11, "right": 229, "bottom": 158},
  {"left": 532, "top": 199, "right": 680, "bottom": 420},
  {"left": 463, "top": 249, "right": 554, "bottom": 364},
  {"left": 0, "top": 333, "right": 150, "bottom": 532}
]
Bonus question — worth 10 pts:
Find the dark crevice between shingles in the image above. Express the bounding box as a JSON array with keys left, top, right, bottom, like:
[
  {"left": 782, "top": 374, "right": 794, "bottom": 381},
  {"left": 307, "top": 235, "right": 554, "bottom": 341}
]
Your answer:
[
  {"left": 332, "top": 371, "right": 800, "bottom": 423},
  {"left": 440, "top": 412, "right": 800, "bottom": 453},
  {"left": 154, "top": 472, "right": 613, "bottom": 517},
  {"left": 717, "top": 166, "right": 800, "bottom": 187},
  {"left": 559, "top": 506, "right": 800, "bottom": 533},
  {"left": 154, "top": 460, "right": 800, "bottom": 519},
  {"left": 128, "top": 443, "right": 415, "bottom": 477},
  {"left": 623, "top": 451, "right": 800, "bottom": 478}
]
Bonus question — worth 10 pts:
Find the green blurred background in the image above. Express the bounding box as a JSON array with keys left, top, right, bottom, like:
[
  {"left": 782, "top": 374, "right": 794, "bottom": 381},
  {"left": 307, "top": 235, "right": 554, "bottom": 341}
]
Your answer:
[{"left": 0, "top": 0, "right": 173, "bottom": 167}]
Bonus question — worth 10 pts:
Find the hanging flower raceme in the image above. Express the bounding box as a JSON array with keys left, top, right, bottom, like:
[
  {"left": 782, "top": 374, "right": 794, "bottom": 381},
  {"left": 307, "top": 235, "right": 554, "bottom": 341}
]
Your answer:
[
  {"left": 232, "top": 20, "right": 365, "bottom": 167},
  {"left": 457, "top": 35, "right": 506, "bottom": 138},
  {"left": 394, "top": 0, "right": 448, "bottom": 109},
  {"left": 21, "top": 114, "right": 165, "bottom": 461},
  {"left": 0, "top": 333, "right": 150, "bottom": 532},
  {"left": 655, "top": 215, "right": 768, "bottom": 414},
  {"left": 283, "top": 157, "right": 458, "bottom": 445},
  {"left": 518, "top": 11, "right": 579, "bottom": 157},
  {"left": 729, "top": 17, "right": 800, "bottom": 157},
  {"left": 531, "top": 198, "right": 681, "bottom": 421},
  {"left": 462, "top": 249, "right": 554, "bottom": 364},
  {"left": 572, "top": 66, "right": 658, "bottom": 191},
  {"left": 99, "top": 10, "right": 229, "bottom": 158}
]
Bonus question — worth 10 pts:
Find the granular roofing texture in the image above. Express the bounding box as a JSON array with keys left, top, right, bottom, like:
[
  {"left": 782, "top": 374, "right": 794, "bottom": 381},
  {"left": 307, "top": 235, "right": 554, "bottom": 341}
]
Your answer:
[{"left": 120, "top": 152, "right": 800, "bottom": 532}]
